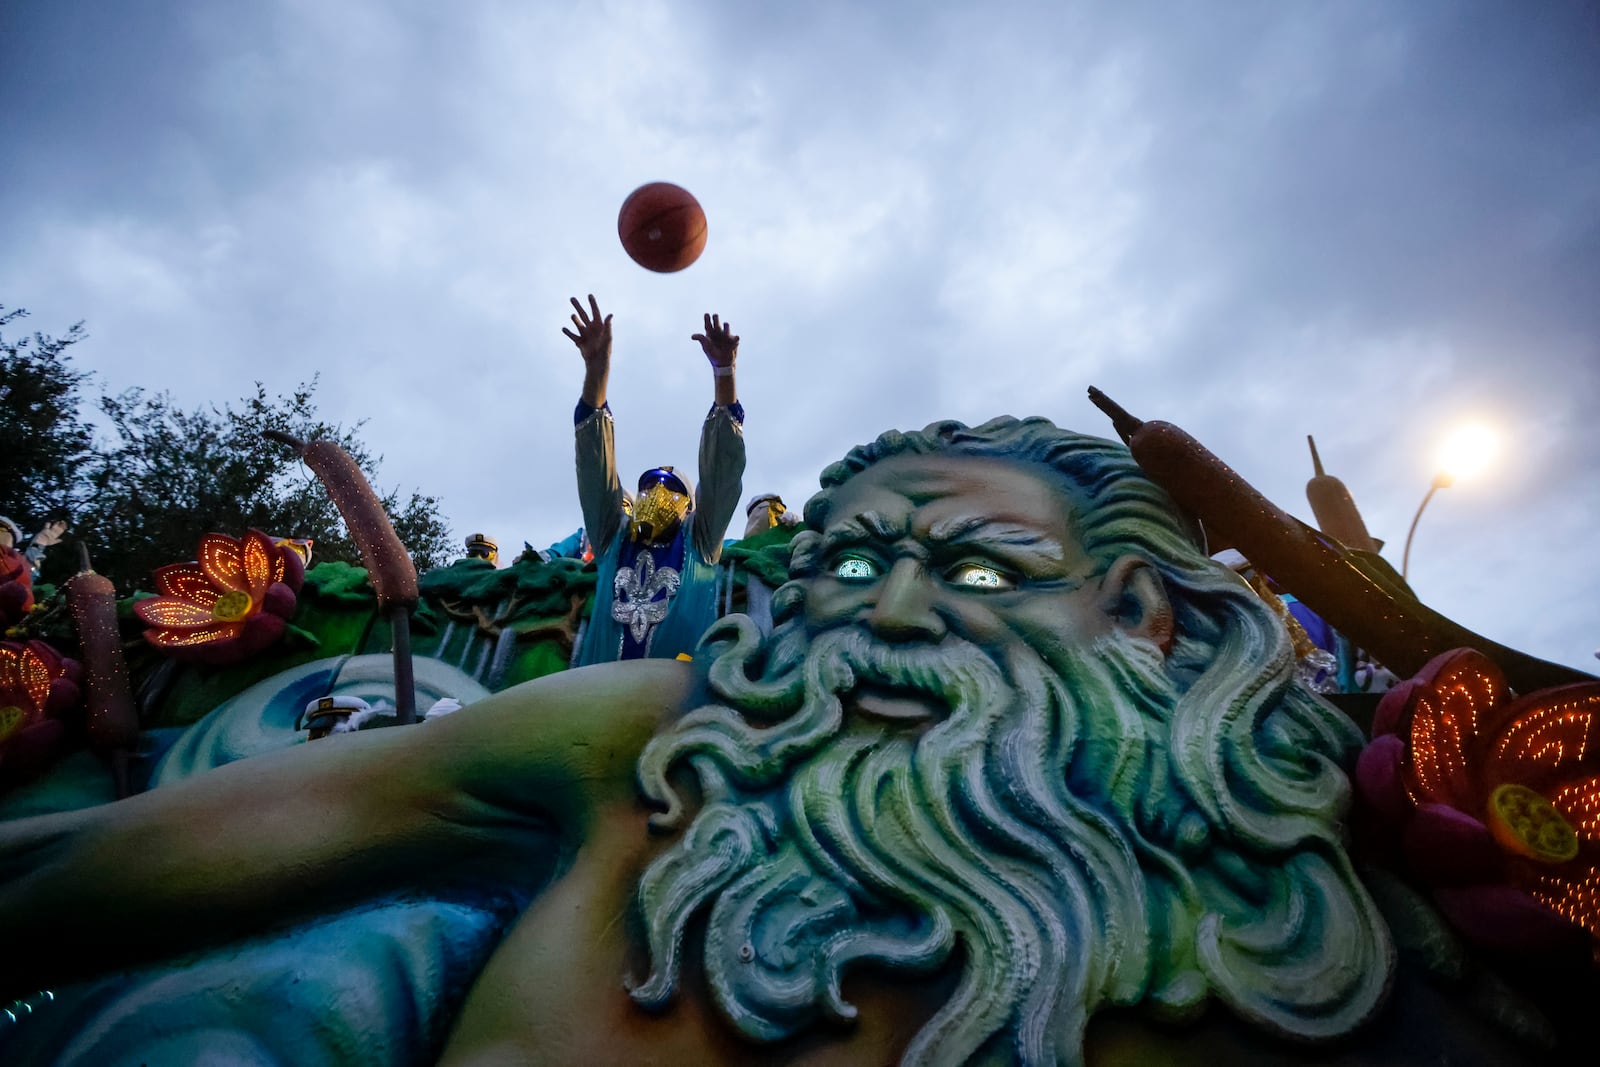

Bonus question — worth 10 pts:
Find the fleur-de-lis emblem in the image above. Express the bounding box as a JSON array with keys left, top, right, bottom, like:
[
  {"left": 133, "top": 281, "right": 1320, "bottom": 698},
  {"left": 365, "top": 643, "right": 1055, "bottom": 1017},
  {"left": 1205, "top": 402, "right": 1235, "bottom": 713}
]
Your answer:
[{"left": 612, "top": 553, "right": 681, "bottom": 644}]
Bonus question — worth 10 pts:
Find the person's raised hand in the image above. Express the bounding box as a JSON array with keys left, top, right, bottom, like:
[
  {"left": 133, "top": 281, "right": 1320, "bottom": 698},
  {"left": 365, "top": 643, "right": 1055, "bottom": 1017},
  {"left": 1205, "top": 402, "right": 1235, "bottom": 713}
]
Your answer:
[
  {"left": 33, "top": 521, "right": 68, "bottom": 548},
  {"left": 562, "top": 294, "right": 613, "bottom": 368},
  {"left": 692, "top": 313, "right": 738, "bottom": 369}
]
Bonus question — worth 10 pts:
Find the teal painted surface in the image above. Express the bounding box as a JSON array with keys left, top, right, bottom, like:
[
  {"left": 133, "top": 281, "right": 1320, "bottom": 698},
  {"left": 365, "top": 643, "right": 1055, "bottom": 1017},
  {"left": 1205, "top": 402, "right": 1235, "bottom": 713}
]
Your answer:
[
  {"left": 3, "top": 654, "right": 530, "bottom": 1066},
  {"left": 152, "top": 654, "right": 490, "bottom": 785},
  {"left": 0, "top": 893, "right": 533, "bottom": 1066}
]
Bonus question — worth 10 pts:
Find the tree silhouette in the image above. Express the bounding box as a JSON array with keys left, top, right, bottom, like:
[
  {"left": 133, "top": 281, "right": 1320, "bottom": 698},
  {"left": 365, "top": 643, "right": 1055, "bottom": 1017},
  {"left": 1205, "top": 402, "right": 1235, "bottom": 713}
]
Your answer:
[{"left": 1, "top": 304, "right": 453, "bottom": 592}]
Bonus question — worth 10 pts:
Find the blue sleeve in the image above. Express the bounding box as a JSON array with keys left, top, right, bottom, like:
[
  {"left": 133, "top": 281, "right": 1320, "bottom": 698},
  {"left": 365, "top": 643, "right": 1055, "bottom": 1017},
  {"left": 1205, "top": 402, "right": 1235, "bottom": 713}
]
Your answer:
[
  {"left": 546, "top": 529, "right": 586, "bottom": 558},
  {"left": 709, "top": 401, "right": 745, "bottom": 426},
  {"left": 574, "top": 399, "right": 611, "bottom": 425}
]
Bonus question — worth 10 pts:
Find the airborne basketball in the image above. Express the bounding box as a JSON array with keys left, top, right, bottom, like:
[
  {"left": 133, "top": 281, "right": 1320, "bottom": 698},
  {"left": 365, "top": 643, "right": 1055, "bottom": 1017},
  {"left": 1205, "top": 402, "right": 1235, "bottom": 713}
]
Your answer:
[{"left": 616, "top": 181, "right": 707, "bottom": 272}]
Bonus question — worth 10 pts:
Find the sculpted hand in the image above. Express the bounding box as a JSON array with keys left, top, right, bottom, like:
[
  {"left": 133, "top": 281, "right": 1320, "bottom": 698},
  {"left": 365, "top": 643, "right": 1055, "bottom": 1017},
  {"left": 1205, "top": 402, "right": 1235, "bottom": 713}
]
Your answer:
[
  {"left": 692, "top": 313, "right": 738, "bottom": 369},
  {"left": 562, "top": 294, "right": 613, "bottom": 369}
]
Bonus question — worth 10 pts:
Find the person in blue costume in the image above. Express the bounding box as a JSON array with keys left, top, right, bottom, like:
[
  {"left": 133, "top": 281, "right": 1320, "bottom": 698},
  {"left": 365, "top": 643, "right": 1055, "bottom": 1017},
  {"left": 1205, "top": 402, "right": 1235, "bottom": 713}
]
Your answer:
[{"left": 564, "top": 294, "right": 745, "bottom": 666}]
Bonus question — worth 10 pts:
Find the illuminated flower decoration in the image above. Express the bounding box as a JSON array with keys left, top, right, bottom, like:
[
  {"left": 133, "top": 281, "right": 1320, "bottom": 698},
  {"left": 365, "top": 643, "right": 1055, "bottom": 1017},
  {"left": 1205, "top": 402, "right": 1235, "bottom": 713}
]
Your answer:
[
  {"left": 1356, "top": 647, "right": 1600, "bottom": 957},
  {"left": 0, "top": 639, "right": 83, "bottom": 787},
  {"left": 135, "top": 529, "right": 305, "bottom": 665}
]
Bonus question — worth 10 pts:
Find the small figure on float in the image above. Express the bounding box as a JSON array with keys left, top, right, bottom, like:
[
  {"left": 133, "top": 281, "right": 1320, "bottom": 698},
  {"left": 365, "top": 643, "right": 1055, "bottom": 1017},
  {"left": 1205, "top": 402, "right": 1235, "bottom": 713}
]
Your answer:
[
  {"left": 21, "top": 511, "right": 69, "bottom": 580},
  {"left": 564, "top": 294, "right": 745, "bottom": 665},
  {"left": 294, "top": 694, "right": 376, "bottom": 740},
  {"left": 462, "top": 533, "right": 499, "bottom": 566},
  {"left": 0, "top": 517, "right": 35, "bottom": 628},
  {"left": 741, "top": 491, "right": 798, "bottom": 539},
  {"left": 271, "top": 536, "right": 314, "bottom": 569},
  {"left": 1214, "top": 548, "right": 1342, "bottom": 692}
]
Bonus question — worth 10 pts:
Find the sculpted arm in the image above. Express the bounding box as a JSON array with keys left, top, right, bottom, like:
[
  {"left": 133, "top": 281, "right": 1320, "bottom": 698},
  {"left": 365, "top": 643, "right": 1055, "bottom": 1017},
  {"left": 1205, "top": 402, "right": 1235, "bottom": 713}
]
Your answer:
[{"left": 0, "top": 659, "right": 693, "bottom": 998}]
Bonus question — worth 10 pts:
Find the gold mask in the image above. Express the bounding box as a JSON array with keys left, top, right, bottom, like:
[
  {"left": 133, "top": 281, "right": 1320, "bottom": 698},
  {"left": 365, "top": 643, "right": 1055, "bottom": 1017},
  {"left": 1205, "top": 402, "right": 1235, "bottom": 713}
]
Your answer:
[{"left": 631, "top": 483, "right": 690, "bottom": 545}]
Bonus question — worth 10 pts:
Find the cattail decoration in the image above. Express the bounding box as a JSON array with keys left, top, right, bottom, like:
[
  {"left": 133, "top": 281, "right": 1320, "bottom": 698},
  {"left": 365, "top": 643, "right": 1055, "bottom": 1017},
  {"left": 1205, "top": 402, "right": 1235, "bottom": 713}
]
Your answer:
[
  {"left": 1305, "top": 435, "right": 1380, "bottom": 554},
  {"left": 1086, "top": 387, "right": 1589, "bottom": 694},
  {"left": 264, "top": 432, "right": 418, "bottom": 609},
  {"left": 266, "top": 431, "right": 418, "bottom": 723},
  {"left": 66, "top": 544, "right": 139, "bottom": 796}
]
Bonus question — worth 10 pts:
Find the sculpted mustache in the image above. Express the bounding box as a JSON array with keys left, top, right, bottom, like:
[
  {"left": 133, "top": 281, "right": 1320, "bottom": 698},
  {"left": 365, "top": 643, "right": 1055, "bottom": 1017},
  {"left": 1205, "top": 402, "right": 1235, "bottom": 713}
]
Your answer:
[{"left": 813, "top": 627, "right": 1006, "bottom": 711}]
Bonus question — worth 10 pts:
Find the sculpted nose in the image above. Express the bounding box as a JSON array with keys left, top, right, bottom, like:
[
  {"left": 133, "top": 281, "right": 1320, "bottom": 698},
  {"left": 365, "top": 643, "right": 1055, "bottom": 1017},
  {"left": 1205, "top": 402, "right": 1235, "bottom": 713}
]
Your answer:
[{"left": 866, "top": 558, "right": 946, "bottom": 643}]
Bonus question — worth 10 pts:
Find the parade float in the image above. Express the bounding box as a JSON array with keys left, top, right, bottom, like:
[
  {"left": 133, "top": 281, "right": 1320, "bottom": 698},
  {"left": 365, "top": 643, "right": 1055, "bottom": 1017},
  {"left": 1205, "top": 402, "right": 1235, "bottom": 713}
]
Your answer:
[
  {"left": 2, "top": 198, "right": 1595, "bottom": 1066},
  {"left": 0, "top": 393, "right": 1593, "bottom": 1067}
]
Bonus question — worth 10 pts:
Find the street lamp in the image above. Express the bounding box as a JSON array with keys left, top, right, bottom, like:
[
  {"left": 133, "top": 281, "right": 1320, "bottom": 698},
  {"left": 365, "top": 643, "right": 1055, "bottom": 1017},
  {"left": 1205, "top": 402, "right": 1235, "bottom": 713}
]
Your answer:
[{"left": 1401, "top": 423, "right": 1499, "bottom": 582}]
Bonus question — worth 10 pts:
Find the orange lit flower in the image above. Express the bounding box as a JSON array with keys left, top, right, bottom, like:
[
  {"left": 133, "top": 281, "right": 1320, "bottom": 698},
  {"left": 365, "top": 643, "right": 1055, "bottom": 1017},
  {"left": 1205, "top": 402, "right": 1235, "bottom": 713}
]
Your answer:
[
  {"left": 0, "top": 639, "right": 83, "bottom": 788},
  {"left": 135, "top": 529, "right": 305, "bottom": 665},
  {"left": 1357, "top": 648, "right": 1600, "bottom": 956}
]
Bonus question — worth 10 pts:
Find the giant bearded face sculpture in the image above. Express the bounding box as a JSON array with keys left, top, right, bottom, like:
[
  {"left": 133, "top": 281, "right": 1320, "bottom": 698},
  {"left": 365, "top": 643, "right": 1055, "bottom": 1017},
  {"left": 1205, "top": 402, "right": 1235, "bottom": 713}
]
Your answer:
[{"left": 632, "top": 418, "right": 1393, "bottom": 1066}]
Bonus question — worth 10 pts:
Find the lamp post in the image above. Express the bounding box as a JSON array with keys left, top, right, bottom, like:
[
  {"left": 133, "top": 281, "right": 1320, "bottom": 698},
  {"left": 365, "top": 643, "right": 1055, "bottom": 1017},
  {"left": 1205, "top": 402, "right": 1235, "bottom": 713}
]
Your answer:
[{"left": 1401, "top": 471, "right": 1454, "bottom": 581}]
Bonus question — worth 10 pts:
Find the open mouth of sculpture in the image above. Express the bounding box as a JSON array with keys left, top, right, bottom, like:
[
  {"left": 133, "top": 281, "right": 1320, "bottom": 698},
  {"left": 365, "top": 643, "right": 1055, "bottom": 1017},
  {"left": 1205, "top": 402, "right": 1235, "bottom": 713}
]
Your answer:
[{"left": 845, "top": 682, "right": 950, "bottom": 725}]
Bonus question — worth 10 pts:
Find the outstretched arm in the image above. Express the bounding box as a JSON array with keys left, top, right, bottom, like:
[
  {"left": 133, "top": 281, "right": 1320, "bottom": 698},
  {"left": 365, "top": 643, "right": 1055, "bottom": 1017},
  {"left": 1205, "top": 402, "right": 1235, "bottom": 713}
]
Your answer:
[
  {"left": 0, "top": 658, "right": 696, "bottom": 999},
  {"left": 565, "top": 293, "right": 612, "bottom": 411},
  {"left": 567, "top": 294, "right": 625, "bottom": 553},
  {"left": 691, "top": 313, "right": 747, "bottom": 564}
]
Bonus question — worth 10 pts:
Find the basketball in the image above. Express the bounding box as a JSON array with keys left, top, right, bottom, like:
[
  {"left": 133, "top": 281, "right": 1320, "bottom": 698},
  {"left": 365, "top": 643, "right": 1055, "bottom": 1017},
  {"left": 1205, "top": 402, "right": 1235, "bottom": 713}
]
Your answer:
[{"left": 617, "top": 182, "right": 707, "bottom": 273}]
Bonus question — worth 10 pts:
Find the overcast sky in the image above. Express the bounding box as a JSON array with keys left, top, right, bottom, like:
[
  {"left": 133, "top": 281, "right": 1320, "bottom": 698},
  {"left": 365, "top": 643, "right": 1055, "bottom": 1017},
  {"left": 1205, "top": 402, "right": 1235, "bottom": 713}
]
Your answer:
[{"left": 2, "top": 0, "right": 1596, "bottom": 672}]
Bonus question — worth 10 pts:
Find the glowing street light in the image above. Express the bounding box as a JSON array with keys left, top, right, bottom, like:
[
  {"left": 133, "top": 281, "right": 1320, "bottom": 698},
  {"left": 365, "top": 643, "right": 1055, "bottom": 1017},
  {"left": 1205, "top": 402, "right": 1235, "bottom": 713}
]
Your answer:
[
  {"left": 1435, "top": 423, "right": 1500, "bottom": 483},
  {"left": 1402, "top": 422, "right": 1500, "bottom": 581}
]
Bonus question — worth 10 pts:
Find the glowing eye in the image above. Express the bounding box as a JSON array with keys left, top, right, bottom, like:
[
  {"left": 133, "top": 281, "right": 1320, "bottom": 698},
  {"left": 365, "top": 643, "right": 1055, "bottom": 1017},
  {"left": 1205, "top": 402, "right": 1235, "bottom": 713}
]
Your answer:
[
  {"left": 948, "top": 563, "right": 1012, "bottom": 590},
  {"left": 834, "top": 557, "right": 878, "bottom": 581}
]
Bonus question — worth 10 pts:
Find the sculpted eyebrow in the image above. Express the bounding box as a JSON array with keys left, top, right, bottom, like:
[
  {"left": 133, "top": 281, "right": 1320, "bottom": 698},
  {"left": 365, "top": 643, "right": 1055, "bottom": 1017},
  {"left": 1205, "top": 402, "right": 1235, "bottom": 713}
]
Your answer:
[
  {"left": 820, "top": 511, "right": 904, "bottom": 555},
  {"left": 926, "top": 515, "right": 1065, "bottom": 564}
]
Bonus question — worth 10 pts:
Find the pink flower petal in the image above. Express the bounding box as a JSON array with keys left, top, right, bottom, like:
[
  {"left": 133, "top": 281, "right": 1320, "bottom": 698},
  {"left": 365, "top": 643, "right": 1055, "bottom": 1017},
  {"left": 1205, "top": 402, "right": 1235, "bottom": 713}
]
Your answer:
[
  {"left": 0, "top": 719, "right": 68, "bottom": 784},
  {"left": 135, "top": 596, "right": 218, "bottom": 630},
  {"left": 242, "top": 530, "right": 275, "bottom": 595},
  {"left": 180, "top": 614, "right": 285, "bottom": 665},
  {"left": 1486, "top": 683, "right": 1600, "bottom": 796},
  {"left": 144, "top": 621, "right": 246, "bottom": 649},
  {"left": 45, "top": 677, "right": 81, "bottom": 716},
  {"left": 198, "top": 533, "right": 248, "bottom": 592},
  {"left": 1405, "top": 649, "right": 1511, "bottom": 810},
  {"left": 1547, "top": 776, "right": 1600, "bottom": 844},
  {"left": 169, "top": 634, "right": 250, "bottom": 666},
  {"left": 260, "top": 582, "right": 297, "bottom": 620},
  {"left": 18, "top": 646, "right": 51, "bottom": 713},
  {"left": 152, "top": 563, "right": 221, "bottom": 607},
  {"left": 0, "top": 643, "right": 21, "bottom": 690},
  {"left": 1433, "top": 884, "right": 1587, "bottom": 955},
  {"left": 1404, "top": 803, "right": 1505, "bottom": 885},
  {"left": 1372, "top": 676, "right": 1424, "bottom": 739},
  {"left": 276, "top": 542, "right": 306, "bottom": 593},
  {"left": 237, "top": 612, "right": 286, "bottom": 655},
  {"left": 24, "top": 640, "right": 64, "bottom": 673},
  {"left": 1356, "top": 734, "right": 1412, "bottom": 823}
]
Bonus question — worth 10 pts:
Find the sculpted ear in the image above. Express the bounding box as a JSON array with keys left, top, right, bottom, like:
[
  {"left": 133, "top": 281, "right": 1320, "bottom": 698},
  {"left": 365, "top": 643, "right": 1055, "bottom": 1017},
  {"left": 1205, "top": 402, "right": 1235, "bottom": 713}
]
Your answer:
[{"left": 1095, "top": 555, "right": 1174, "bottom": 655}]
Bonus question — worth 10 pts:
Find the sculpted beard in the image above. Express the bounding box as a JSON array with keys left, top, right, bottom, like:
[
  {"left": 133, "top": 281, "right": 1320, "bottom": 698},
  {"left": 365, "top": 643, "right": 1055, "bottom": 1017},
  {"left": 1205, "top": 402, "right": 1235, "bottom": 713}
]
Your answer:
[{"left": 630, "top": 594, "right": 1174, "bottom": 1066}]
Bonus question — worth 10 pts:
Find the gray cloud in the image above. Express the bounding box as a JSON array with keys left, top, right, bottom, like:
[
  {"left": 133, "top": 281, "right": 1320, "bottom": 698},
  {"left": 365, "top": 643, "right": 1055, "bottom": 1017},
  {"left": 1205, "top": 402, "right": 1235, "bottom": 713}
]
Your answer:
[{"left": 2, "top": 0, "right": 1595, "bottom": 669}]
